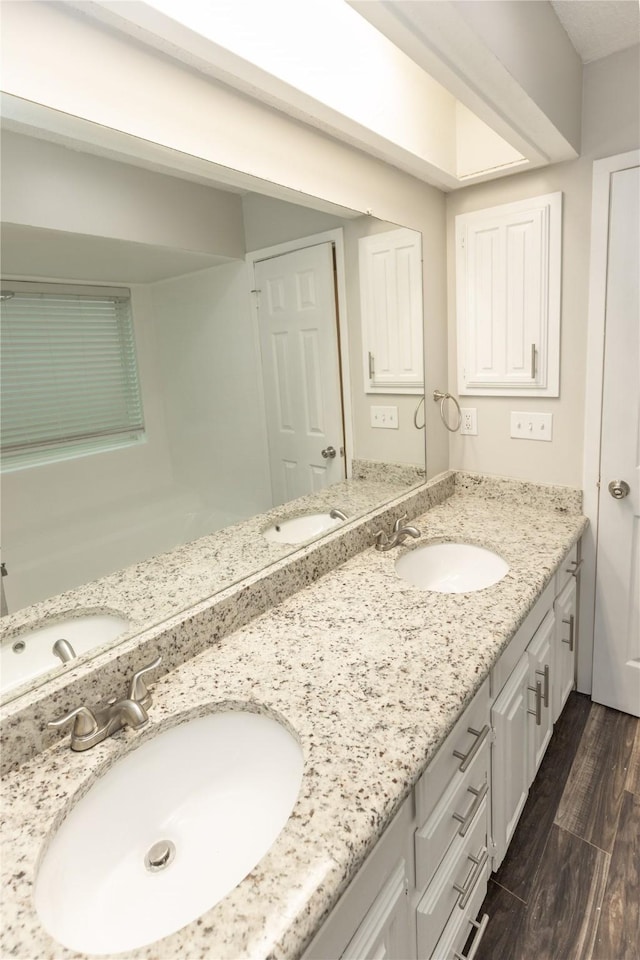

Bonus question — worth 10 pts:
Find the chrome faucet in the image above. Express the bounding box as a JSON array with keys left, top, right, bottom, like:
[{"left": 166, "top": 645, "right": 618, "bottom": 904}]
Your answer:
[
  {"left": 49, "top": 655, "right": 161, "bottom": 751},
  {"left": 374, "top": 514, "right": 421, "bottom": 552},
  {"left": 329, "top": 508, "right": 348, "bottom": 521}
]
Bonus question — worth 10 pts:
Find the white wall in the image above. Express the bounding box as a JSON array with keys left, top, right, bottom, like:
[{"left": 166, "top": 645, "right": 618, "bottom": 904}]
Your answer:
[
  {"left": 0, "top": 0, "right": 449, "bottom": 479},
  {"left": 453, "top": 0, "right": 582, "bottom": 153},
  {"left": 1, "top": 131, "right": 244, "bottom": 260},
  {"left": 446, "top": 45, "right": 640, "bottom": 487},
  {"left": 150, "top": 262, "right": 273, "bottom": 520}
]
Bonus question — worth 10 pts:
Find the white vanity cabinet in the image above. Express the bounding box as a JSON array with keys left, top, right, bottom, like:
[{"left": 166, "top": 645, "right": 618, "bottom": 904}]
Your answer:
[
  {"left": 303, "top": 679, "right": 491, "bottom": 960},
  {"left": 304, "top": 541, "right": 581, "bottom": 960}
]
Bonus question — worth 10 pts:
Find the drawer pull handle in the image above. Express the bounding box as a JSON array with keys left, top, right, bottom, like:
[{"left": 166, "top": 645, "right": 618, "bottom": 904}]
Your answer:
[
  {"left": 452, "top": 781, "right": 488, "bottom": 837},
  {"left": 528, "top": 679, "right": 543, "bottom": 726},
  {"left": 453, "top": 847, "right": 488, "bottom": 909},
  {"left": 454, "top": 913, "right": 490, "bottom": 960},
  {"left": 565, "top": 558, "right": 584, "bottom": 578},
  {"left": 536, "top": 664, "right": 550, "bottom": 708},
  {"left": 453, "top": 724, "right": 490, "bottom": 772},
  {"left": 562, "top": 614, "right": 575, "bottom": 652}
]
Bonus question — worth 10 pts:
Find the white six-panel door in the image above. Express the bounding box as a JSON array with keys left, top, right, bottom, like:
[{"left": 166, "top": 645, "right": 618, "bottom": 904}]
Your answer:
[
  {"left": 254, "top": 243, "right": 345, "bottom": 506},
  {"left": 592, "top": 163, "right": 640, "bottom": 717}
]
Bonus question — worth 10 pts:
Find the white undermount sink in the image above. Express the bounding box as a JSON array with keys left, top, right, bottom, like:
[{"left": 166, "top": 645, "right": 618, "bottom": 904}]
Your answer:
[
  {"left": 1, "top": 613, "right": 129, "bottom": 695},
  {"left": 395, "top": 542, "right": 509, "bottom": 593},
  {"left": 34, "top": 710, "right": 304, "bottom": 955},
  {"left": 263, "top": 511, "right": 344, "bottom": 544}
]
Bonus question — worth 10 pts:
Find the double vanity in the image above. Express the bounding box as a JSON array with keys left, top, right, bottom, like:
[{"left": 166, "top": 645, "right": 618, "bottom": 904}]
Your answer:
[{"left": 0, "top": 471, "right": 587, "bottom": 959}]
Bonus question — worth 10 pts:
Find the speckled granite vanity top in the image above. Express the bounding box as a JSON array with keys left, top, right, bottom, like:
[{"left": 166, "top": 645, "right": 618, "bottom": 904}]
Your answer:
[{"left": 0, "top": 479, "right": 587, "bottom": 960}]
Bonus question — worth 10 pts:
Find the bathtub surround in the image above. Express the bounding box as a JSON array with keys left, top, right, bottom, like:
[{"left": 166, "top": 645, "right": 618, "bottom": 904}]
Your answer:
[{"left": 0, "top": 471, "right": 586, "bottom": 959}]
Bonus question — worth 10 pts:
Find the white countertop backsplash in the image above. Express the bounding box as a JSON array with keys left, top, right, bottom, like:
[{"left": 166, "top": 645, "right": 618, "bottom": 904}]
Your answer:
[{"left": 0, "top": 472, "right": 586, "bottom": 960}]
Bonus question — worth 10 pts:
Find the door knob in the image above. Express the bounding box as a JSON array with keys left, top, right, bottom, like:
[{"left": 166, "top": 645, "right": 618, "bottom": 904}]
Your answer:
[
  {"left": 321, "top": 446, "right": 336, "bottom": 459},
  {"left": 608, "top": 479, "right": 630, "bottom": 500}
]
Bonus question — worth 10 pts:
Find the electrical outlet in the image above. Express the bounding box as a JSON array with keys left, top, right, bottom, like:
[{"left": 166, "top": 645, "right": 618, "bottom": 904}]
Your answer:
[
  {"left": 370, "top": 405, "right": 398, "bottom": 429},
  {"left": 510, "top": 411, "right": 553, "bottom": 441},
  {"left": 460, "top": 408, "right": 477, "bottom": 435}
]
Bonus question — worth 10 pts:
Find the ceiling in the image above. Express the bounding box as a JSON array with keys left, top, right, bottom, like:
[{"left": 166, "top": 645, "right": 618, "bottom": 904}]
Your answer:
[{"left": 551, "top": 0, "right": 640, "bottom": 63}]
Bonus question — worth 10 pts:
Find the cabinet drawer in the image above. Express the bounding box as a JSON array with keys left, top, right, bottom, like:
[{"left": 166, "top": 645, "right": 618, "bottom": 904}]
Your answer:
[
  {"left": 415, "top": 679, "right": 490, "bottom": 828},
  {"left": 556, "top": 541, "right": 579, "bottom": 596},
  {"left": 430, "top": 858, "right": 489, "bottom": 960},
  {"left": 415, "top": 737, "right": 489, "bottom": 892},
  {"left": 416, "top": 799, "right": 488, "bottom": 960}
]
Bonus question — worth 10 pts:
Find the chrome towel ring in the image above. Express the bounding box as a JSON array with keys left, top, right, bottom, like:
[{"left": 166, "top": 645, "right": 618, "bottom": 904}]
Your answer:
[{"left": 433, "top": 390, "right": 462, "bottom": 432}]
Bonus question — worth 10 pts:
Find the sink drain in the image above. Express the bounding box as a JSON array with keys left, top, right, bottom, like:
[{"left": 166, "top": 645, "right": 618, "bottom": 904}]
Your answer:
[
  {"left": 12, "top": 640, "right": 26, "bottom": 654},
  {"left": 144, "top": 839, "right": 176, "bottom": 873}
]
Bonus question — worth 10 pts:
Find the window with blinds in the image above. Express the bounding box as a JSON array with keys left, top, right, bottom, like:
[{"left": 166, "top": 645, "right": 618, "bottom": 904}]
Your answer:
[{"left": 1, "top": 283, "right": 145, "bottom": 470}]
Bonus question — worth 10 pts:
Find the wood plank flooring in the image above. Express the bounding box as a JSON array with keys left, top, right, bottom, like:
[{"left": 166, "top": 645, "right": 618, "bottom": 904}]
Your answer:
[{"left": 473, "top": 693, "right": 640, "bottom": 960}]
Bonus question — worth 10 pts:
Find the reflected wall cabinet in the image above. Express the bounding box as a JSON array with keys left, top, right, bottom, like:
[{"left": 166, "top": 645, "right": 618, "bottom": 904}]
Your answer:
[
  {"left": 455, "top": 193, "right": 562, "bottom": 396},
  {"left": 359, "top": 227, "right": 424, "bottom": 395}
]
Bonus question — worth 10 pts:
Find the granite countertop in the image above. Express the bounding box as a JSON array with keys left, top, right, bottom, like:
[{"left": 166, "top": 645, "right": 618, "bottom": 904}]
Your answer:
[{"left": 0, "top": 487, "right": 587, "bottom": 960}]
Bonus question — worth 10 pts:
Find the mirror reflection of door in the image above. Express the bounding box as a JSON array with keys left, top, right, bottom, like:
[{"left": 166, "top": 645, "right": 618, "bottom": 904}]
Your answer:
[{"left": 254, "top": 242, "right": 345, "bottom": 506}]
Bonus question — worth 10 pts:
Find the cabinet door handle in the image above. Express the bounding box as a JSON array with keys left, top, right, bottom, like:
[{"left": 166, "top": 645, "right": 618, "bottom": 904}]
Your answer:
[
  {"left": 452, "top": 724, "right": 490, "bottom": 772},
  {"left": 454, "top": 913, "right": 490, "bottom": 960},
  {"left": 562, "top": 614, "right": 575, "bottom": 651},
  {"left": 531, "top": 343, "right": 537, "bottom": 379},
  {"left": 453, "top": 847, "right": 488, "bottom": 909},
  {"left": 536, "top": 664, "right": 550, "bottom": 708},
  {"left": 528, "top": 679, "right": 543, "bottom": 725},
  {"left": 566, "top": 558, "right": 583, "bottom": 577},
  {"left": 452, "top": 781, "right": 488, "bottom": 837}
]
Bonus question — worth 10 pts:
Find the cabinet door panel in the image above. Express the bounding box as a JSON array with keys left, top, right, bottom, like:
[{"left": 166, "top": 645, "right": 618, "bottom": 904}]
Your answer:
[
  {"left": 342, "top": 861, "right": 411, "bottom": 960},
  {"left": 491, "top": 655, "right": 530, "bottom": 869},
  {"left": 554, "top": 577, "right": 577, "bottom": 722},
  {"left": 527, "top": 610, "right": 555, "bottom": 780}
]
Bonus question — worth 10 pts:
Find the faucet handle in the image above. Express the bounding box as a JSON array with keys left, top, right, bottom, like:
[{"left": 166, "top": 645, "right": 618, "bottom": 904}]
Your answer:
[
  {"left": 393, "top": 513, "right": 409, "bottom": 533},
  {"left": 48, "top": 705, "right": 98, "bottom": 737},
  {"left": 128, "top": 655, "right": 162, "bottom": 705}
]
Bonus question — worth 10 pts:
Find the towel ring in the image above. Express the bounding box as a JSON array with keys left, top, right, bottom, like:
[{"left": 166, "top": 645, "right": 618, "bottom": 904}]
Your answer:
[
  {"left": 413, "top": 396, "right": 425, "bottom": 430},
  {"left": 433, "top": 390, "right": 462, "bottom": 432}
]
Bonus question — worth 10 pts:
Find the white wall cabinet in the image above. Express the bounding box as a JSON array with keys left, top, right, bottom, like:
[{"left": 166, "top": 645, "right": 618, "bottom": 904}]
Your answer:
[
  {"left": 304, "top": 541, "right": 580, "bottom": 960},
  {"left": 455, "top": 192, "right": 562, "bottom": 397},
  {"left": 359, "top": 228, "right": 424, "bottom": 395}
]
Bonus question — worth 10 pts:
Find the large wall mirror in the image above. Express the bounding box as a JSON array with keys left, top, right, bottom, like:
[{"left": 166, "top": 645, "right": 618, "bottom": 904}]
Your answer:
[{"left": 0, "top": 100, "right": 426, "bottom": 704}]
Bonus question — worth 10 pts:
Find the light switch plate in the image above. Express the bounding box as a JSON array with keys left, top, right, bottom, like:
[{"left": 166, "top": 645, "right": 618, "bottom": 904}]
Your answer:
[
  {"left": 510, "top": 411, "right": 553, "bottom": 441},
  {"left": 371, "top": 405, "right": 398, "bottom": 429}
]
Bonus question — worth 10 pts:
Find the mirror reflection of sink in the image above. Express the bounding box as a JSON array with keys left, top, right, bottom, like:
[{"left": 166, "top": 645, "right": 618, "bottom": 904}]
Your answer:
[
  {"left": 34, "top": 710, "right": 304, "bottom": 955},
  {"left": 263, "top": 511, "right": 345, "bottom": 544},
  {"left": 395, "top": 543, "right": 509, "bottom": 593},
  {"left": 0, "top": 613, "right": 129, "bottom": 695}
]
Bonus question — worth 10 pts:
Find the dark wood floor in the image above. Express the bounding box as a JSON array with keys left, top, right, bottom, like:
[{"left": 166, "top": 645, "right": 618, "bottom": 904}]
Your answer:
[{"left": 474, "top": 692, "right": 640, "bottom": 960}]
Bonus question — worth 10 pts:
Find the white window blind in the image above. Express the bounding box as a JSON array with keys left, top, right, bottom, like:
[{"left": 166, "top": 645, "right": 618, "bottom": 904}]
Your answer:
[{"left": 1, "top": 283, "right": 145, "bottom": 470}]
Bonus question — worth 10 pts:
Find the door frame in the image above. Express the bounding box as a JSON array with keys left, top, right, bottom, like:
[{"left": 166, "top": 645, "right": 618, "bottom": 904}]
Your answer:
[
  {"left": 580, "top": 149, "right": 639, "bottom": 695},
  {"left": 246, "top": 228, "right": 354, "bottom": 480}
]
